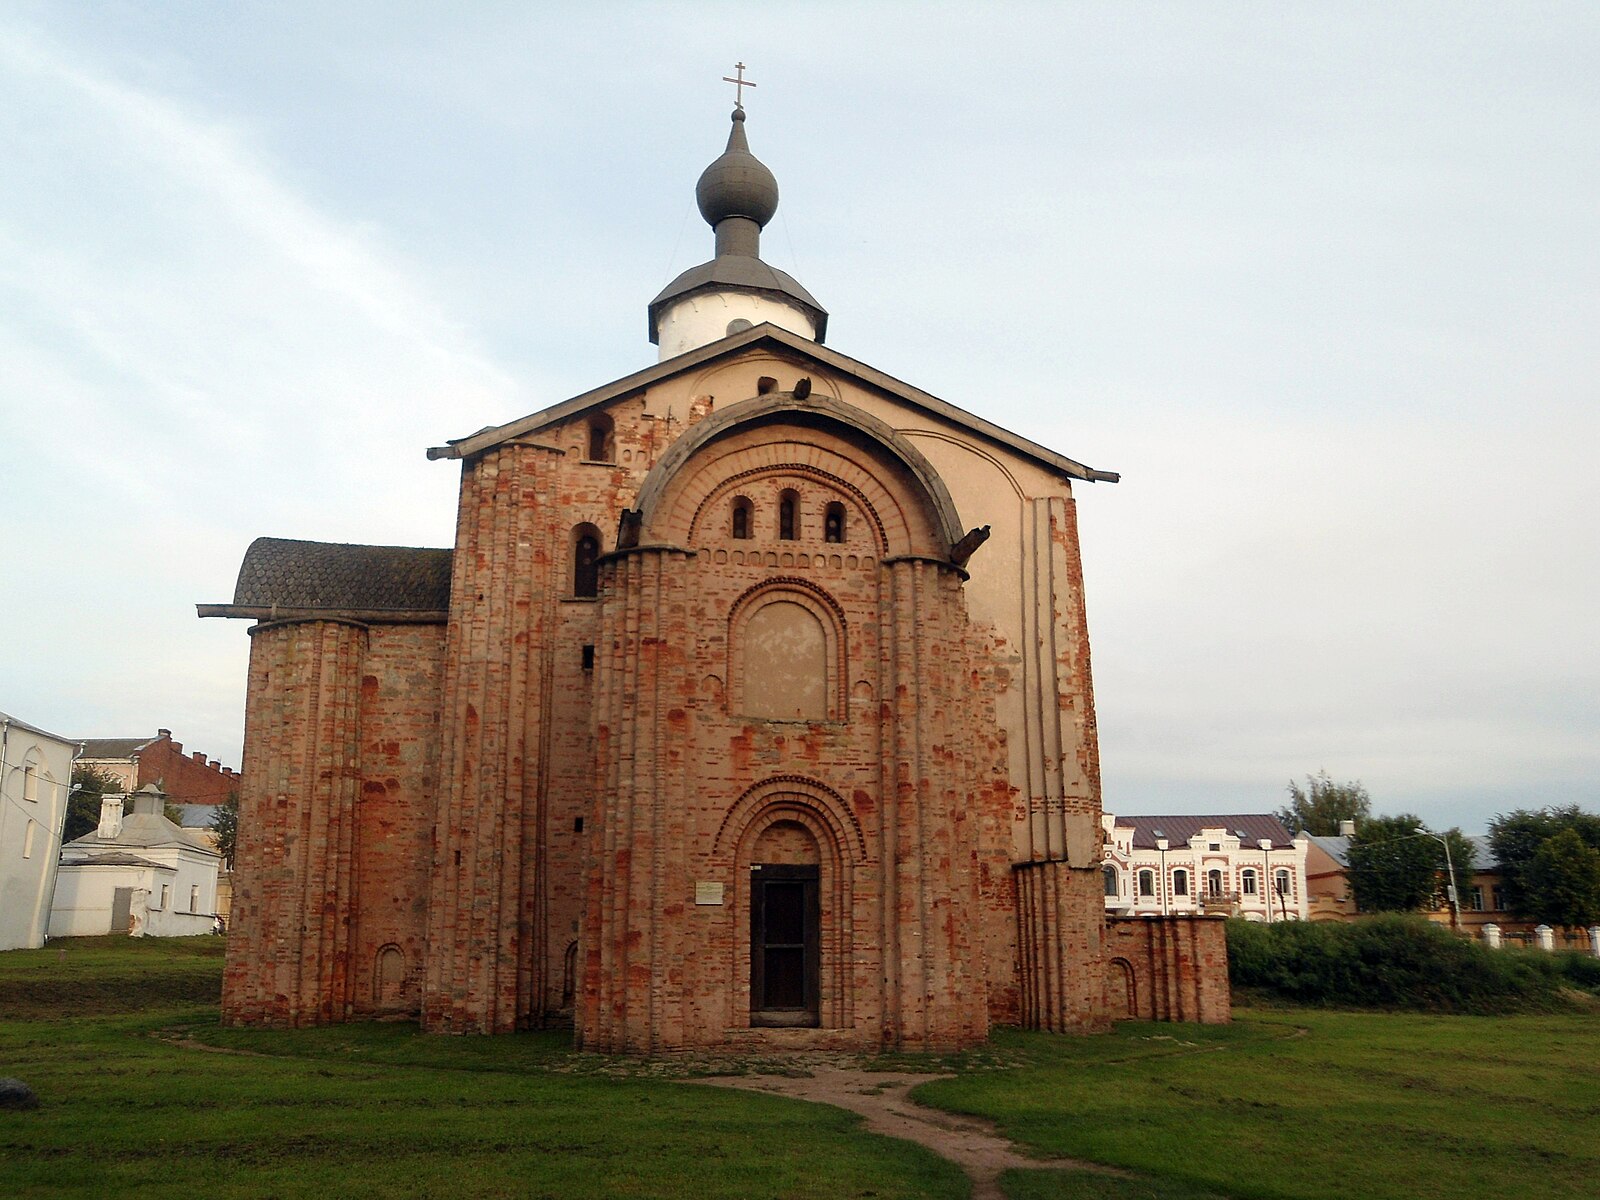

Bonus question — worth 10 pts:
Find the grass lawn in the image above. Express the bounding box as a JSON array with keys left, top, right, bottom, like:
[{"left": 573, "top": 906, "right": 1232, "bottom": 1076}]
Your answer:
[
  {"left": 4, "top": 938, "right": 1598, "bottom": 1199},
  {"left": 0, "top": 938, "right": 964, "bottom": 1199},
  {"left": 917, "top": 1011, "right": 1600, "bottom": 1200}
]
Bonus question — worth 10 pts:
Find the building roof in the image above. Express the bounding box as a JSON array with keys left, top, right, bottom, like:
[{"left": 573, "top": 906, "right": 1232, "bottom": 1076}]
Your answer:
[
  {"left": 199, "top": 537, "right": 453, "bottom": 622},
  {"left": 428, "top": 323, "right": 1119, "bottom": 485},
  {"left": 1305, "top": 833, "right": 1352, "bottom": 868},
  {"left": 77, "top": 736, "right": 158, "bottom": 759},
  {"left": 172, "top": 804, "right": 222, "bottom": 830},
  {"left": 0, "top": 711, "right": 77, "bottom": 744},
  {"left": 1467, "top": 835, "right": 1501, "bottom": 870},
  {"left": 64, "top": 787, "right": 217, "bottom": 857},
  {"left": 1110, "top": 814, "right": 1297, "bottom": 851},
  {"left": 58, "top": 851, "right": 170, "bottom": 871}
]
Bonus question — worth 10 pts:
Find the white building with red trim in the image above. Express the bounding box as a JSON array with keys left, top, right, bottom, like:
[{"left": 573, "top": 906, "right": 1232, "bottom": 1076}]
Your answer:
[{"left": 1102, "top": 814, "right": 1309, "bottom": 922}]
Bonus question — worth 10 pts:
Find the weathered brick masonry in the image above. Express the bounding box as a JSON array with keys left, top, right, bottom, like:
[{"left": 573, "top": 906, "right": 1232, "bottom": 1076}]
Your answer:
[{"left": 204, "top": 109, "right": 1229, "bottom": 1050}]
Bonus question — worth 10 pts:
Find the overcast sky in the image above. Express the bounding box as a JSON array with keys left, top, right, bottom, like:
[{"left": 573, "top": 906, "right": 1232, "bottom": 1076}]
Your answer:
[{"left": 3, "top": 4, "right": 1595, "bottom": 836}]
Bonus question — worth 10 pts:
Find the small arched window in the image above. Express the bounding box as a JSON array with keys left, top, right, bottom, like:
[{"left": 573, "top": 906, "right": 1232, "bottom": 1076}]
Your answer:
[
  {"left": 1102, "top": 866, "right": 1120, "bottom": 897},
  {"left": 731, "top": 496, "right": 753, "bottom": 540},
  {"left": 1241, "top": 869, "right": 1258, "bottom": 896},
  {"left": 1173, "top": 869, "right": 1189, "bottom": 897},
  {"left": 1137, "top": 869, "right": 1155, "bottom": 898},
  {"left": 778, "top": 489, "right": 799, "bottom": 540},
  {"left": 573, "top": 527, "right": 600, "bottom": 597},
  {"left": 1207, "top": 869, "right": 1224, "bottom": 897},
  {"left": 823, "top": 502, "right": 845, "bottom": 543},
  {"left": 587, "top": 414, "right": 615, "bottom": 462},
  {"left": 1275, "top": 869, "right": 1292, "bottom": 898}
]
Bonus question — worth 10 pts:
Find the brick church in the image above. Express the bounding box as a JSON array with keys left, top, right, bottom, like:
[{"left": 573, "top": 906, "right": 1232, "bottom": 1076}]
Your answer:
[{"left": 204, "top": 99, "right": 1225, "bottom": 1052}]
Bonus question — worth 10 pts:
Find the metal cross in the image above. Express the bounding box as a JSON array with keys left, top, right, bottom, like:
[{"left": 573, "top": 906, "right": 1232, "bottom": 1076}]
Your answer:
[{"left": 722, "top": 61, "right": 757, "bottom": 109}]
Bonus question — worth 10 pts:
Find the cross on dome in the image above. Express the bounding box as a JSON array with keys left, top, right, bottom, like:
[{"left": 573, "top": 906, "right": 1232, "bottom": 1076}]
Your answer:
[{"left": 721, "top": 61, "right": 757, "bottom": 109}]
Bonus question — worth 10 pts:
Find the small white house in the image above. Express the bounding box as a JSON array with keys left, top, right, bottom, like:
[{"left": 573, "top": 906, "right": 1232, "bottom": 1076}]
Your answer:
[
  {"left": 1102, "top": 813, "right": 1310, "bottom": 922},
  {"left": 50, "top": 784, "right": 221, "bottom": 937},
  {"left": 0, "top": 711, "right": 76, "bottom": 950}
]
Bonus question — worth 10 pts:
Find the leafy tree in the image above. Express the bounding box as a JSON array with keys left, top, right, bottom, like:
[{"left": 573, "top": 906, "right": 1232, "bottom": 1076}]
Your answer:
[
  {"left": 1276, "top": 771, "right": 1371, "bottom": 836},
  {"left": 1521, "top": 829, "right": 1600, "bottom": 931},
  {"left": 210, "top": 792, "right": 239, "bottom": 871},
  {"left": 1347, "top": 815, "right": 1474, "bottom": 914},
  {"left": 1489, "top": 806, "right": 1600, "bottom": 918},
  {"left": 65, "top": 765, "right": 120, "bottom": 842}
]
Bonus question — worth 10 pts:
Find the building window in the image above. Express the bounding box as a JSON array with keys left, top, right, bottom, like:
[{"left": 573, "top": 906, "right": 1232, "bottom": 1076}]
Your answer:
[
  {"left": 190, "top": 885, "right": 200, "bottom": 912},
  {"left": 1207, "top": 869, "right": 1224, "bottom": 897},
  {"left": 1208, "top": 842, "right": 1221, "bottom": 852},
  {"left": 1103, "top": 865, "right": 1119, "bottom": 897},
  {"left": 1491, "top": 885, "right": 1505, "bottom": 911},
  {"left": 1137, "top": 869, "right": 1155, "bottom": 898},
  {"left": 581, "top": 645, "right": 595, "bottom": 671},
  {"left": 587, "top": 414, "right": 615, "bottom": 462},
  {"left": 22, "top": 765, "right": 38, "bottom": 803},
  {"left": 1173, "top": 869, "right": 1189, "bottom": 897},
  {"left": 824, "top": 502, "right": 845, "bottom": 543},
  {"left": 157, "top": 885, "right": 170, "bottom": 911},
  {"left": 1470, "top": 885, "right": 1484, "bottom": 912},
  {"left": 573, "top": 527, "right": 601, "bottom": 597},
  {"left": 731, "top": 496, "right": 753, "bottom": 540},
  {"left": 774, "top": 489, "right": 800, "bottom": 544},
  {"left": 1242, "top": 869, "right": 1258, "bottom": 896},
  {"left": 778, "top": 489, "right": 799, "bottom": 540},
  {"left": 1275, "top": 869, "right": 1291, "bottom": 899}
]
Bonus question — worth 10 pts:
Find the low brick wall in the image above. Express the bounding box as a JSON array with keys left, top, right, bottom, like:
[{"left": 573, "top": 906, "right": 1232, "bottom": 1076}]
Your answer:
[{"left": 1103, "top": 914, "right": 1231, "bottom": 1024}]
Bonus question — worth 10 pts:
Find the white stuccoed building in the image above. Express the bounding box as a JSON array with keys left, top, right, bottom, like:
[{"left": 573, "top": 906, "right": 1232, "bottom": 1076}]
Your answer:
[
  {"left": 50, "top": 783, "right": 221, "bottom": 937},
  {"left": 0, "top": 712, "right": 76, "bottom": 950},
  {"left": 1102, "top": 813, "right": 1310, "bottom": 922}
]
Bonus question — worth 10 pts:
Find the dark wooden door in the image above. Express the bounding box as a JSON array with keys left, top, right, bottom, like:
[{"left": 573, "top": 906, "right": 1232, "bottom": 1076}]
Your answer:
[{"left": 751, "top": 865, "right": 819, "bottom": 1027}]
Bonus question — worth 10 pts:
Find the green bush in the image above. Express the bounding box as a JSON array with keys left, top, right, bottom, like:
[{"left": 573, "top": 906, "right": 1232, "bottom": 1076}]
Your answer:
[{"left": 1225, "top": 916, "right": 1588, "bottom": 1014}]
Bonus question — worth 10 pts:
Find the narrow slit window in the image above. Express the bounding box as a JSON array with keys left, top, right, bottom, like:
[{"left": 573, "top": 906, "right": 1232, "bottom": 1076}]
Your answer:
[
  {"left": 823, "top": 502, "right": 844, "bottom": 543},
  {"left": 574, "top": 532, "right": 600, "bottom": 597},
  {"left": 732, "top": 496, "right": 753, "bottom": 540},
  {"left": 778, "top": 490, "right": 799, "bottom": 540},
  {"left": 587, "top": 414, "right": 615, "bottom": 462}
]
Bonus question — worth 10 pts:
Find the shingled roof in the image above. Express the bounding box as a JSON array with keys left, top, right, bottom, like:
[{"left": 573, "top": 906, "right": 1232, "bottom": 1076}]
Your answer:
[
  {"left": 78, "top": 737, "right": 157, "bottom": 759},
  {"left": 223, "top": 537, "right": 453, "bottom": 616}
]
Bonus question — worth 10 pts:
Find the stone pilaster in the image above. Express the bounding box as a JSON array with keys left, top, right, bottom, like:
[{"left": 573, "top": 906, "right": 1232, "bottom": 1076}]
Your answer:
[
  {"left": 578, "top": 544, "right": 695, "bottom": 1053},
  {"left": 422, "top": 443, "right": 561, "bottom": 1033}
]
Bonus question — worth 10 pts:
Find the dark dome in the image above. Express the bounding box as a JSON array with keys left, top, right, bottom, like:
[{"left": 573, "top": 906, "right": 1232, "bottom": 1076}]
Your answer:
[{"left": 695, "top": 108, "right": 779, "bottom": 228}]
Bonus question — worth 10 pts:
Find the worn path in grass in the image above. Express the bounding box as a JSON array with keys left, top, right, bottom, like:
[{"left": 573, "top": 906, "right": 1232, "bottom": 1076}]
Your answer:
[{"left": 699, "top": 1064, "right": 1124, "bottom": 1200}]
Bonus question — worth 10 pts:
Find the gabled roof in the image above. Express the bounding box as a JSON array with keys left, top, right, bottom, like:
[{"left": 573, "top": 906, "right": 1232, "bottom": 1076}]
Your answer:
[
  {"left": 77, "top": 736, "right": 158, "bottom": 760},
  {"left": 427, "top": 324, "right": 1119, "bottom": 485},
  {"left": 1110, "top": 814, "right": 1297, "bottom": 851},
  {"left": 0, "top": 711, "right": 78, "bottom": 745}
]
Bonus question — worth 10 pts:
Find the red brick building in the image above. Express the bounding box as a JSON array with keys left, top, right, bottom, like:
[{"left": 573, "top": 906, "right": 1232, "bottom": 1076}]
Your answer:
[
  {"left": 77, "top": 730, "right": 240, "bottom": 804},
  {"left": 202, "top": 106, "right": 1227, "bottom": 1050}
]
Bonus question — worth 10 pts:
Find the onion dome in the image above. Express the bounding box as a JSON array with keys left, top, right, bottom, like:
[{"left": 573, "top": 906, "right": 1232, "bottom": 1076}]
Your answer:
[{"left": 695, "top": 108, "right": 779, "bottom": 227}]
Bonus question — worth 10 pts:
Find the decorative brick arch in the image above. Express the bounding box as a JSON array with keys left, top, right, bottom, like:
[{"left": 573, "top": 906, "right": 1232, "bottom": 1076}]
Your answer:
[
  {"left": 713, "top": 776, "right": 868, "bottom": 1031},
  {"left": 634, "top": 393, "right": 965, "bottom": 557},
  {"left": 1106, "top": 956, "right": 1137, "bottom": 1020}
]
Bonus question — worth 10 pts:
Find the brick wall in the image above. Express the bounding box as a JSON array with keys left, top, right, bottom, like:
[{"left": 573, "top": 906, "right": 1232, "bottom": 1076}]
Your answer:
[
  {"left": 1103, "top": 915, "right": 1232, "bottom": 1024},
  {"left": 134, "top": 730, "right": 239, "bottom": 803}
]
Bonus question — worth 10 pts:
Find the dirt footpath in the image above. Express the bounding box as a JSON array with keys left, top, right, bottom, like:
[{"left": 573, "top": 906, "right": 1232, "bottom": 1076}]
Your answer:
[{"left": 696, "top": 1065, "right": 1123, "bottom": 1200}]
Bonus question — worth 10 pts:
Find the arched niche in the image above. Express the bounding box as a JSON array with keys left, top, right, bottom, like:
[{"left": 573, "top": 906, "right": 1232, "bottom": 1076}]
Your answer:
[{"left": 727, "top": 579, "right": 846, "bottom": 723}]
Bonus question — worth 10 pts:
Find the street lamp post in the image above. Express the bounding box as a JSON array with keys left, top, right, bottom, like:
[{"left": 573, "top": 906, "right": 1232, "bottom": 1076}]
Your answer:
[
  {"left": 1416, "top": 827, "right": 1462, "bottom": 934},
  {"left": 1154, "top": 830, "right": 1169, "bottom": 917},
  {"left": 1258, "top": 839, "right": 1273, "bottom": 923}
]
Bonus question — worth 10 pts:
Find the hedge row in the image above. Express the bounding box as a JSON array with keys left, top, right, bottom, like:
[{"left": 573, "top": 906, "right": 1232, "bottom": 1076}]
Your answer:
[{"left": 1226, "top": 916, "right": 1599, "bottom": 1014}]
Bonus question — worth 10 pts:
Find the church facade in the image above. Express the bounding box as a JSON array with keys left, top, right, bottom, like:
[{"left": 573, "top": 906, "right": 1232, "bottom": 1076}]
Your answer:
[{"left": 204, "top": 105, "right": 1219, "bottom": 1052}]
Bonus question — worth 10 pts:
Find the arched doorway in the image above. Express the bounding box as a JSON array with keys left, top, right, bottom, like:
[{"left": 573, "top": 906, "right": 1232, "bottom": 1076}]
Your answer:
[{"left": 749, "top": 820, "right": 821, "bottom": 1027}]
